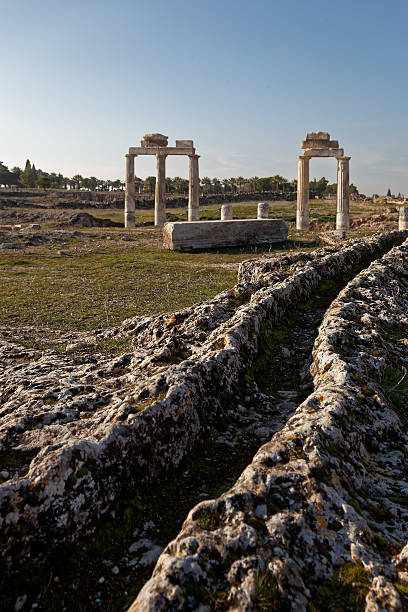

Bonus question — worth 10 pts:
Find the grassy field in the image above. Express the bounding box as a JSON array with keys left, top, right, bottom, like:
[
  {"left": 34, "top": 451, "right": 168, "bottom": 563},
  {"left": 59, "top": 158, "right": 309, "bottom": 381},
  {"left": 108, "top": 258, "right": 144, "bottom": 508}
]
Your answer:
[{"left": 0, "top": 198, "right": 396, "bottom": 332}]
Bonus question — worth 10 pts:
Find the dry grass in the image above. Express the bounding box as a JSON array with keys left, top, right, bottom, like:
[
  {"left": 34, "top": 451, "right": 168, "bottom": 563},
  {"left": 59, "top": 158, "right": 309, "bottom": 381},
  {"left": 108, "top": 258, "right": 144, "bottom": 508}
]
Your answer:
[{"left": 0, "top": 199, "right": 398, "bottom": 331}]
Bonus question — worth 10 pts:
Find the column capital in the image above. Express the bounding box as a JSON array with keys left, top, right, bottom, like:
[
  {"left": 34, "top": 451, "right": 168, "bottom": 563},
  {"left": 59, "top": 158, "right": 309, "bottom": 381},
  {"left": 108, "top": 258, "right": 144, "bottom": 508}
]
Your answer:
[
  {"left": 156, "top": 151, "right": 167, "bottom": 159},
  {"left": 189, "top": 153, "right": 200, "bottom": 159},
  {"left": 336, "top": 156, "right": 351, "bottom": 161},
  {"left": 298, "top": 155, "right": 308, "bottom": 161}
]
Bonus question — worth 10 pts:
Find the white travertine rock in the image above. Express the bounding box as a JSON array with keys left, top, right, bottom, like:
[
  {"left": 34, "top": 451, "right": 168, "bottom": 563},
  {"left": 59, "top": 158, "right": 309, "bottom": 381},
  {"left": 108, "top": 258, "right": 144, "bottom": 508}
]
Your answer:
[
  {"left": 1, "top": 230, "right": 407, "bottom": 604},
  {"left": 132, "top": 234, "right": 408, "bottom": 611}
]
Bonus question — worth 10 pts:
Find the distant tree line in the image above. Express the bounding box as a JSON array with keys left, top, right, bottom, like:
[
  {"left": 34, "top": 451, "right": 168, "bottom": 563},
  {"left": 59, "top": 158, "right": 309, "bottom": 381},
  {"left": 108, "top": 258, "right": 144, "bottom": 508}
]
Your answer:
[
  {"left": 0, "top": 159, "right": 359, "bottom": 196},
  {"left": 0, "top": 160, "right": 123, "bottom": 191}
]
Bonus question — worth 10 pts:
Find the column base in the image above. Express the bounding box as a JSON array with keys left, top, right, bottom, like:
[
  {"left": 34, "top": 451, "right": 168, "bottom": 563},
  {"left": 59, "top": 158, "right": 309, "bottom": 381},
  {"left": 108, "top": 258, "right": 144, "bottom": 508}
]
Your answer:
[
  {"left": 125, "top": 212, "right": 135, "bottom": 228},
  {"left": 188, "top": 208, "right": 200, "bottom": 222},
  {"left": 336, "top": 213, "right": 350, "bottom": 230},
  {"left": 296, "top": 215, "right": 309, "bottom": 230},
  {"left": 155, "top": 211, "right": 166, "bottom": 226},
  {"left": 221, "top": 204, "right": 233, "bottom": 220}
]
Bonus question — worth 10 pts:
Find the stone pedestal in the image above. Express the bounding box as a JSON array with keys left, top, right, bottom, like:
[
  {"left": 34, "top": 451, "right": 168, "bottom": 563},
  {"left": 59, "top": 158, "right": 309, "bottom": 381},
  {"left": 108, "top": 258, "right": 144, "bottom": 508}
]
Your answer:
[
  {"left": 257, "top": 202, "right": 269, "bottom": 219},
  {"left": 221, "top": 204, "right": 233, "bottom": 220},
  {"left": 163, "top": 219, "right": 289, "bottom": 250},
  {"left": 188, "top": 155, "right": 200, "bottom": 221},
  {"left": 125, "top": 155, "right": 136, "bottom": 228},
  {"left": 154, "top": 153, "right": 167, "bottom": 226},
  {"left": 399, "top": 207, "right": 408, "bottom": 230},
  {"left": 296, "top": 156, "right": 309, "bottom": 230},
  {"left": 336, "top": 157, "right": 350, "bottom": 230}
]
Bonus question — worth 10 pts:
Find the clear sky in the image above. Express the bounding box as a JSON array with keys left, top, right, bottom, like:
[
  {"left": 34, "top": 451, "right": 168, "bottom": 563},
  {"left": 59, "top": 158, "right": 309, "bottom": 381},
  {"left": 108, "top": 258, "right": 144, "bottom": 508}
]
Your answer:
[{"left": 2, "top": 0, "right": 408, "bottom": 195}]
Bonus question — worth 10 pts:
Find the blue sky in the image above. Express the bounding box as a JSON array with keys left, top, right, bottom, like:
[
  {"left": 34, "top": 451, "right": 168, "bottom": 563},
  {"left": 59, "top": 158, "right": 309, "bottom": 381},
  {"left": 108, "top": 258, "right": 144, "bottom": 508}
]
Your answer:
[{"left": 2, "top": 0, "right": 408, "bottom": 194}]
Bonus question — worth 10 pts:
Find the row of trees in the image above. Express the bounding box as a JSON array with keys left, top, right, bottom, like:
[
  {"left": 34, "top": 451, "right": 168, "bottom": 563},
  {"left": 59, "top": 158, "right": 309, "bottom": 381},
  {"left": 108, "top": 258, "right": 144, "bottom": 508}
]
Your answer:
[
  {"left": 0, "top": 160, "right": 359, "bottom": 196},
  {"left": 0, "top": 160, "right": 123, "bottom": 191}
]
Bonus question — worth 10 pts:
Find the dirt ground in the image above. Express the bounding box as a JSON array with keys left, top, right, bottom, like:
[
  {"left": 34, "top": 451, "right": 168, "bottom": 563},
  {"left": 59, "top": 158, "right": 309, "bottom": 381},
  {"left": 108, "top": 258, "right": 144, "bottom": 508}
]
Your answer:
[{"left": 0, "top": 199, "right": 401, "bottom": 336}]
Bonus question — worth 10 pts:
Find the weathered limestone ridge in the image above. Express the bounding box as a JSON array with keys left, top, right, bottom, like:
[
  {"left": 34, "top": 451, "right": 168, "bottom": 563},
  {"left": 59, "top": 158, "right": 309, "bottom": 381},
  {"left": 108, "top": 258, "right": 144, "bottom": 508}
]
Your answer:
[
  {"left": 0, "top": 232, "right": 407, "bottom": 575},
  {"left": 133, "top": 240, "right": 408, "bottom": 611}
]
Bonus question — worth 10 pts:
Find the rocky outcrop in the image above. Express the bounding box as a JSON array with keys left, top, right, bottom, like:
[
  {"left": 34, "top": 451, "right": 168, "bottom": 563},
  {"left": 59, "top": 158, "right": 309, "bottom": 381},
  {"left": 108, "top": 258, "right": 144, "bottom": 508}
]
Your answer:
[
  {"left": 0, "top": 231, "right": 406, "bottom": 580},
  {"left": 133, "top": 239, "right": 408, "bottom": 610}
]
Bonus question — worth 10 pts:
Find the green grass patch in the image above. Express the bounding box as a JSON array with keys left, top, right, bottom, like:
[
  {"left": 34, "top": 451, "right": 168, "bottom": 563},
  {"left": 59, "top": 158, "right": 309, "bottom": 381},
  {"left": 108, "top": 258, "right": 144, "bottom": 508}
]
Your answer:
[
  {"left": 196, "top": 507, "right": 220, "bottom": 531},
  {"left": 308, "top": 562, "right": 371, "bottom": 611},
  {"left": 0, "top": 220, "right": 322, "bottom": 331},
  {"left": 254, "top": 570, "right": 287, "bottom": 611},
  {"left": 381, "top": 364, "right": 408, "bottom": 410},
  {"left": 0, "top": 249, "right": 236, "bottom": 331},
  {"left": 395, "top": 582, "right": 408, "bottom": 596}
]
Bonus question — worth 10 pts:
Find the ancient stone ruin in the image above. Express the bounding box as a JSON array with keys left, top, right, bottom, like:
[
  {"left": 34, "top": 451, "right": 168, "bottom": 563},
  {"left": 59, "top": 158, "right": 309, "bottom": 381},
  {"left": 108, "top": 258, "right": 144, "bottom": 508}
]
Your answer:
[
  {"left": 1, "top": 228, "right": 408, "bottom": 609},
  {"left": 133, "top": 235, "right": 408, "bottom": 610},
  {"left": 399, "top": 206, "right": 408, "bottom": 230},
  {"left": 297, "top": 132, "right": 351, "bottom": 231},
  {"left": 124, "top": 134, "right": 199, "bottom": 227},
  {"left": 163, "top": 218, "right": 289, "bottom": 250}
]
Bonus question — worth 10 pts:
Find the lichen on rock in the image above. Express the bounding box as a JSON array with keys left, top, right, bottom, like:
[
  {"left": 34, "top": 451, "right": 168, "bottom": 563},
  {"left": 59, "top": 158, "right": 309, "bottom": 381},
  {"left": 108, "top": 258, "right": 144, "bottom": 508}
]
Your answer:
[{"left": 132, "top": 238, "right": 408, "bottom": 611}]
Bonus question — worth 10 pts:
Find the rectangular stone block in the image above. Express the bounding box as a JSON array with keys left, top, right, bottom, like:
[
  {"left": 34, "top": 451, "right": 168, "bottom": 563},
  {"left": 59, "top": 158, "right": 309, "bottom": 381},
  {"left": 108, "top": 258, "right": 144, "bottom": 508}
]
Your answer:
[
  {"left": 129, "top": 146, "right": 195, "bottom": 156},
  {"left": 176, "top": 140, "right": 193, "bottom": 148},
  {"left": 163, "top": 219, "right": 289, "bottom": 250},
  {"left": 303, "top": 148, "right": 344, "bottom": 158}
]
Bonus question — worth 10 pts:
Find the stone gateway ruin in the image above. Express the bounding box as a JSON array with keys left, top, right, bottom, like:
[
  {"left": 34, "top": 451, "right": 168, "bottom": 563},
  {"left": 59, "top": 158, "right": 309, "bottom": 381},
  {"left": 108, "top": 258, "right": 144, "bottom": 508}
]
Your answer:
[
  {"left": 126, "top": 131, "right": 352, "bottom": 242},
  {"left": 296, "top": 132, "right": 351, "bottom": 231},
  {"left": 124, "top": 133, "right": 200, "bottom": 227}
]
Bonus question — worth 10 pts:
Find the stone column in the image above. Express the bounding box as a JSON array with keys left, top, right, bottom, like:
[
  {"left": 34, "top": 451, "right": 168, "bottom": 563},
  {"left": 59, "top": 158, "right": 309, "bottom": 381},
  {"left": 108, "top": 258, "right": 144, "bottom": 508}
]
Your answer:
[
  {"left": 154, "top": 153, "right": 167, "bottom": 226},
  {"left": 221, "top": 204, "right": 233, "bottom": 220},
  {"left": 399, "top": 206, "right": 408, "bottom": 230},
  {"left": 125, "top": 154, "right": 136, "bottom": 228},
  {"left": 188, "top": 154, "right": 200, "bottom": 221},
  {"left": 336, "top": 156, "right": 351, "bottom": 230},
  {"left": 257, "top": 202, "right": 269, "bottom": 219},
  {"left": 296, "top": 156, "right": 309, "bottom": 230}
]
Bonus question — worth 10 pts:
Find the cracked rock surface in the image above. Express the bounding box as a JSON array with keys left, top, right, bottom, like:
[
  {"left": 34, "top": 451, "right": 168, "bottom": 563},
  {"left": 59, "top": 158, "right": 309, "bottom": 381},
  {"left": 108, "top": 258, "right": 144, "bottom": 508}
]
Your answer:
[
  {"left": 0, "top": 231, "right": 407, "bottom": 591},
  {"left": 132, "top": 239, "right": 408, "bottom": 611}
]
